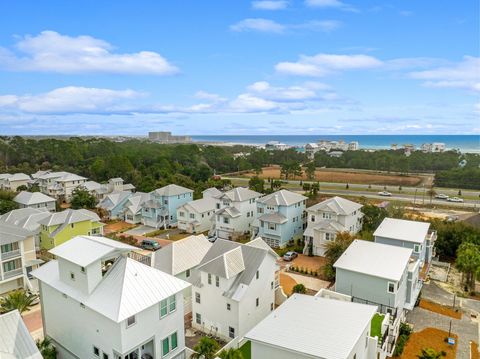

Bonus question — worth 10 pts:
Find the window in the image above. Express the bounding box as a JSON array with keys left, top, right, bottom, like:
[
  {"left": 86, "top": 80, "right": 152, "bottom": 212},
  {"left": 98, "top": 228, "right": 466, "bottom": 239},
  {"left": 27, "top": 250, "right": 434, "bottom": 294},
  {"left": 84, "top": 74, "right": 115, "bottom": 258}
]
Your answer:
[
  {"left": 311, "top": 215, "right": 316, "bottom": 222},
  {"left": 164, "top": 199, "right": 168, "bottom": 205},
  {"left": 387, "top": 282, "right": 396, "bottom": 293},
  {"left": 71, "top": 223, "right": 74, "bottom": 228},
  {"left": 229, "top": 327, "right": 235, "bottom": 339},
  {"left": 260, "top": 221, "right": 264, "bottom": 228},
  {"left": 247, "top": 212, "right": 250, "bottom": 218},
  {"left": 256, "top": 270, "right": 259, "bottom": 279},
  {"left": 195, "top": 292, "right": 201, "bottom": 304},
  {"left": 227, "top": 303, "right": 231, "bottom": 311},
  {"left": 70, "top": 272, "right": 75, "bottom": 281},
  {"left": 179, "top": 211, "right": 184, "bottom": 217},
  {"left": 414, "top": 244, "right": 421, "bottom": 253},
  {"left": 162, "top": 337, "right": 169, "bottom": 356},
  {"left": 223, "top": 217, "right": 229, "bottom": 224},
  {"left": 215, "top": 276, "right": 220, "bottom": 287},
  {"left": 258, "top": 207, "right": 263, "bottom": 214},
  {"left": 171, "top": 332, "right": 178, "bottom": 351},
  {"left": 271, "top": 303, "right": 274, "bottom": 311},
  {"left": 271, "top": 281, "right": 274, "bottom": 289},
  {"left": 126, "top": 315, "right": 136, "bottom": 328},
  {"left": 256, "top": 298, "right": 259, "bottom": 307},
  {"left": 93, "top": 346, "right": 100, "bottom": 357},
  {"left": 196, "top": 313, "right": 202, "bottom": 324},
  {"left": 190, "top": 213, "right": 195, "bottom": 219},
  {"left": 169, "top": 295, "right": 176, "bottom": 312},
  {"left": 216, "top": 203, "right": 220, "bottom": 209},
  {"left": 103, "top": 354, "right": 109, "bottom": 359},
  {"left": 160, "top": 299, "right": 168, "bottom": 317},
  {"left": 268, "top": 223, "right": 276, "bottom": 231},
  {"left": 325, "top": 232, "right": 335, "bottom": 241},
  {"left": 208, "top": 273, "right": 212, "bottom": 285},
  {"left": 186, "top": 269, "right": 191, "bottom": 278},
  {"left": 80, "top": 266, "right": 85, "bottom": 273},
  {"left": 322, "top": 212, "right": 332, "bottom": 219}
]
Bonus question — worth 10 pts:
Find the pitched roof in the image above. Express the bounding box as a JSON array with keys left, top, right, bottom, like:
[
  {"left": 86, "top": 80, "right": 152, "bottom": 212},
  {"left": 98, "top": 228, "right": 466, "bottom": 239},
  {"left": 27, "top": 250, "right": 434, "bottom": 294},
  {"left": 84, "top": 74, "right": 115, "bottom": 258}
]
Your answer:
[
  {"left": 202, "top": 187, "right": 222, "bottom": 198},
  {"left": 219, "top": 187, "right": 262, "bottom": 202},
  {"left": 98, "top": 191, "right": 131, "bottom": 210},
  {"left": 7, "top": 173, "right": 31, "bottom": 181},
  {"left": 304, "top": 220, "right": 346, "bottom": 237},
  {"left": 49, "top": 235, "right": 136, "bottom": 267},
  {"left": 32, "top": 256, "right": 190, "bottom": 322},
  {"left": 81, "top": 180, "right": 102, "bottom": 192},
  {"left": 245, "top": 294, "right": 376, "bottom": 359},
  {"left": 0, "top": 222, "right": 34, "bottom": 245},
  {"left": 0, "top": 208, "right": 50, "bottom": 233},
  {"left": 196, "top": 239, "right": 276, "bottom": 300},
  {"left": 153, "top": 234, "right": 212, "bottom": 275},
  {"left": 13, "top": 191, "right": 55, "bottom": 205},
  {"left": 153, "top": 184, "right": 193, "bottom": 196},
  {"left": 216, "top": 206, "right": 241, "bottom": 218},
  {"left": 374, "top": 217, "right": 430, "bottom": 244},
  {"left": 258, "top": 212, "right": 288, "bottom": 224},
  {"left": 334, "top": 240, "right": 412, "bottom": 281},
  {"left": 307, "top": 196, "right": 362, "bottom": 215},
  {"left": 0, "top": 310, "right": 42, "bottom": 359},
  {"left": 257, "top": 190, "right": 307, "bottom": 206},
  {"left": 124, "top": 192, "right": 149, "bottom": 215},
  {"left": 38, "top": 209, "right": 100, "bottom": 227},
  {"left": 180, "top": 197, "right": 216, "bottom": 214},
  {"left": 55, "top": 173, "right": 87, "bottom": 182}
]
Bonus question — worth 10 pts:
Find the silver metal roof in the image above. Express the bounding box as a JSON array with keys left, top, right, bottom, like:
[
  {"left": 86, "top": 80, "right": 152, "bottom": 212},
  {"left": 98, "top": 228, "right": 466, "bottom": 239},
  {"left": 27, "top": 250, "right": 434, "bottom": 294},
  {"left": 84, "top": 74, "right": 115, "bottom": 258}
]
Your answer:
[
  {"left": 257, "top": 189, "right": 307, "bottom": 206},
  {"left": 0, "top": 310, "right": 42, "bottom": 359},
  {"left": 153, "top": 184, "right": 194, "bottom": 196},
  {"left": 374, "top": 217, "right": 430, "bottom": 244},
  {"left": 14, "top": 191, "right": 56, "bottom": 205},
  {"left": 307, "top": 196, "right": 363, "bottom": 215}
]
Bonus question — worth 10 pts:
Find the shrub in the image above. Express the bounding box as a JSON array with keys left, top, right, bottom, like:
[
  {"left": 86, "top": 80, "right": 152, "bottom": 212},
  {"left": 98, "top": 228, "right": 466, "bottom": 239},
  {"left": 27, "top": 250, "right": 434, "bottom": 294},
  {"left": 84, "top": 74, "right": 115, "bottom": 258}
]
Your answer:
[{"left": 292, "top": 284, "right": 307, "bottom": 294}]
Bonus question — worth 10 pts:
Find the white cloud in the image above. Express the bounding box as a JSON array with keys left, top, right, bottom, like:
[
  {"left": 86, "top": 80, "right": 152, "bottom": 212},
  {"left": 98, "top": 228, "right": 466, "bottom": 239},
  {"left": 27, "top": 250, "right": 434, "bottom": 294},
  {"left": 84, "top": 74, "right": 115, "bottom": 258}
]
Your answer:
[
  {"left": 0, "top": 30, "right": 178, "bottom": 75},
  {"left": 305, "top": 0, "right": 357, "bottom": 12},
  {"left": 0, "top": 87, "right": 143, "bottom": 113},
  {"left": 247, "top": 81, "right": 319, "bottom": 101},
  {"left": 230, "top": 18, "right": 341, "bottom": 33},
  {"left": 252, "top": 1, "right": 288, "bottom": 10},
  {"left": 409, "top": 56, "right": 480, "bottom": 92},
  {"left": 230, "top": 19, "right": 285, "bottom": 33},
  {"left": 194, "top": 91, "right": 227, "bottom": 102},
  {"left": 276, "top": 53, "right": 382, "bottom": 76},
  {"left": 229, "top": 94, "right": 279, "bottom": 112}
]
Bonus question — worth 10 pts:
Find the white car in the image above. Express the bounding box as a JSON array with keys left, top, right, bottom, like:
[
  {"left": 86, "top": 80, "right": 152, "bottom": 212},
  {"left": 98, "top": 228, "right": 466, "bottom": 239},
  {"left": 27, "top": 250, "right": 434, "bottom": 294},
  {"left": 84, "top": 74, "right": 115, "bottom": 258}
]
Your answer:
[
  {"left": 447, "top": 197, "right": 464, "bottom": 203},
  {"left": 435, "top": 194, "right": 449, "bottom": 200},
  {"left": 378, "top": 191, "right": 392, "bottom": 196}
]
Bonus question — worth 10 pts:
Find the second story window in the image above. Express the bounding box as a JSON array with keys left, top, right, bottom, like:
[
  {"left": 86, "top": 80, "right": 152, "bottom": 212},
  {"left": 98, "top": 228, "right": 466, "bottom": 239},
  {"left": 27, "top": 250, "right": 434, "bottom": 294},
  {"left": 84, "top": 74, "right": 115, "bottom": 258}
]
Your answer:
[
  {"left": 256, "top": 270, "right": 259, "bottom": 279},
  {"left": 70, "top": 272, "right": 75, "bottom": 281},
  {"left": 311, "top": 215, "right": 316, "bottom": 222},
  {"left": 208, "top": 273, "right": 212, "bottom": 285},
  {"left": 189, "top": 213, "right": 195, "bottom": 219},
  {"left": 126, "top": 315, "right": 136, "bottom": 328},
  {"left": 223, "top": 217, "right": 229, "bottom": 224},
  {"left": 169, "top": 295, "right": 176, "bottom": 312},
  {"left": 195, "top": 292, "right": 201, "bottom": 304},
  {"left": 387, "top": 282, "right": 396, "bottom": 294},
  {"left": 186, "top": 269, "right": 191, "bottom": 278},
  {"left": 227, "top": 303, "right": 231, "bottom": 311},
  {"left": 215, "top": 276, "right": 220, "bottom": 287},
  {"left": 256, "top": 298, "right": 259, "bottom": 307}
]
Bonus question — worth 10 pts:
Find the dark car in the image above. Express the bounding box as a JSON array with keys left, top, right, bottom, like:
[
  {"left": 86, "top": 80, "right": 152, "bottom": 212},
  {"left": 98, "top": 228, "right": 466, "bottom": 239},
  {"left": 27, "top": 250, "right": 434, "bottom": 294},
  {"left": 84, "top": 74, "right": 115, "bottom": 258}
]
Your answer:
[{"left": 141, "top": 239, "right": 161, "bottom": 251}]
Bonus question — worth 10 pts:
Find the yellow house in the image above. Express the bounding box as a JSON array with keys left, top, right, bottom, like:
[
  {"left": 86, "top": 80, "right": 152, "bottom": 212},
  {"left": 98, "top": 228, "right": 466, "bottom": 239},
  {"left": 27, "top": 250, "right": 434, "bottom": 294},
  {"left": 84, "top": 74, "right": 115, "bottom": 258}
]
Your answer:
[{"left": 39, "top": 209, "right": 104, "bottom": 250}]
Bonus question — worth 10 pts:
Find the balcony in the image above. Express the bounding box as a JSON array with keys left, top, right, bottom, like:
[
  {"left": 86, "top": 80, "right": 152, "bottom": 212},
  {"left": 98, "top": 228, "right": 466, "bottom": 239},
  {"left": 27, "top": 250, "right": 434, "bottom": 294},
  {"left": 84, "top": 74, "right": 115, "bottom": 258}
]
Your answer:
[
  {"left": 1, "top": 249, "right": 21, "bottom": 261},
  {"left": 3, "top": 268, "right": 23, "bottom": 280}
]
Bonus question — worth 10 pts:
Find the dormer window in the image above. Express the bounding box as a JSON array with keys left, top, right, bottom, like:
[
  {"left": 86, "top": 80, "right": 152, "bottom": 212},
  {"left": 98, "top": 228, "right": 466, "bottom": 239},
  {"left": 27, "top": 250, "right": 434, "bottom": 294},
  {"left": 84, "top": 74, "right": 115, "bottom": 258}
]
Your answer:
[{"left": 126, "top": 315, "right": 136, "bottom": 328}]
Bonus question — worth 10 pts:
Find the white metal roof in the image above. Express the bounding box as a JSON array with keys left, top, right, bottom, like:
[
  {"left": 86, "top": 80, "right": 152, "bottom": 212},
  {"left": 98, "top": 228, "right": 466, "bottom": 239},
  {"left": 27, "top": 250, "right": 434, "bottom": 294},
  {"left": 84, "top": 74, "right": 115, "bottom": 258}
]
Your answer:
[
  {"left": 7, "top": 173, "right": 31, "bottom": 181},
  {"left": 307, "top": 196, "right": 362, "bottom": 215},
  {"left": 219, "top": 187, "right": 262, "bottom": 202},
  {"left": 153, "top": 184, "right": 193, "bottom": 196},
  {"left": 37, "top": 208, "right": 100, "bottom": 227},
  {"left": 334, "top": 240, "right": 412, "bottom": 281},
  {"left": 153, "top": 234, "right": 212, "bottom": 275},
  {"left": 49, "top": 235, "right": 136, "bottom": 267},
  {"left": 0, "top": 310, "right": 42, "bottom": 359},
  {"left": 374, "top": 217, "right": 430, "bottom": 244},
  {"left": 180, "top": 197, "right": 216, "bottom": 214},
  {"left": 13, "top": 191, "right": 56, "bottom": 205},
  {"left": 32, "top": 256, "right": 190, "bottom": 322},
  {"left": 245, "top": 294, "right": 377, "bottom": 359},
  {"left": 257, "top": 189, "right": 307, "bottom": 206}
]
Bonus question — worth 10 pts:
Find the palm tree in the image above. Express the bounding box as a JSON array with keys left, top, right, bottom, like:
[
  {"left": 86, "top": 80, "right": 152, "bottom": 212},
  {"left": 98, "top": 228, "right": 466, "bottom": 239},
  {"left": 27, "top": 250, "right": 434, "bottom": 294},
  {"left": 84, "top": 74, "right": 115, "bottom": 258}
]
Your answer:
[
  {"left": 0, "top": 289, "right": 38, "bottom": 314},
  {"left": 36, "top": 337, "right": 57, "bottom": 359},
  {"left": 191, "top": 337, "right": 220, "bottom": 359},
  {"left": 426, "top": 187, "right": 436, "bottom": 205},
  {"left": 218, "top": 348, "right": 244, "bottom": 359}
]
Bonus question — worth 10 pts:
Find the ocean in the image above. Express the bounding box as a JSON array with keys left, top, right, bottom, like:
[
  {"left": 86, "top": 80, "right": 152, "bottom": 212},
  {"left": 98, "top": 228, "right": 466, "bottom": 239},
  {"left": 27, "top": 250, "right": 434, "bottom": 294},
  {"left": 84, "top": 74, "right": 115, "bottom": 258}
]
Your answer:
[{"left": 191, "top": 135, "right": 480, "bottom": 153}]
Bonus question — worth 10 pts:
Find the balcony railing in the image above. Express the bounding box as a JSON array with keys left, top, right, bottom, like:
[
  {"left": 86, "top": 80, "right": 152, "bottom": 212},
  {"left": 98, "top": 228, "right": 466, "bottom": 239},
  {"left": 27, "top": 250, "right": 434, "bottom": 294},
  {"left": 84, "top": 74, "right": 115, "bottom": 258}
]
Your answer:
[
  {"left": 3, "top": 268, "right": 23, "bottom": 280},
  {"left": 1, "top": 249, "right": 21, "bottom": 261}
]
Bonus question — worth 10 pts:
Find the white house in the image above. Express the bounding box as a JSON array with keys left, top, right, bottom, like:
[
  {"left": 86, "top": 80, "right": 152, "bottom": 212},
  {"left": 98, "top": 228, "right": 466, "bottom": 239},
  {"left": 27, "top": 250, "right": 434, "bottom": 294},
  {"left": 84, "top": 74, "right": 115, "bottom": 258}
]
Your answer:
[
  {"left": 245, "top": 293, "right": 380, "bottom": 359},
  {"left": 211, "top": 187, "right": 262, "bottom": 240},
  {"left": 32, "top": 236, "right": 190, "bottom": 359},
  {"left": 191, "top": 238, "right": 278, "bottom": 341},
  {"left": 82, "top": 178, "right": 136, "bottom": 200},
  {"left": 14, "top": 191, "right": 56, "bottom": 211},
  {"left": 35, "top": 171, "right": 87, "bottom": 202},
  {"left": 0, "top": 221, "right": 42, "bottom": 294},
  {"left": 374, "top": 217, "right": 436, "bottom": 269},
  {"left": 0, "top": 173, "right": 31, "bottom": 192},
  {"left": 334, "top": 240, "right": 421, "bottom": 313},
  {"left": 153, "top": 234, "right": 212, "bottom": 314},
  {"left": 303, "top": 196, "right": 363, "bottom": 256},
  {"left": 0, "top": 309, "right": 42, "bottom": 359},
  {"left": 0, "top": 208, "right": 51, "bottom": 249},
  {"left": 177, "top": 196, "right": 217, "bottom": 234}
]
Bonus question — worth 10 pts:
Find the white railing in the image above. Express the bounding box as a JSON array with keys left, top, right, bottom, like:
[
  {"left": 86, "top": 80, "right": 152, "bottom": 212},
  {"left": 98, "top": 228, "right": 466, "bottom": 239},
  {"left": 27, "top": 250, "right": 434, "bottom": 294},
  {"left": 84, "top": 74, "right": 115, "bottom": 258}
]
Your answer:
[
  {"left": 3, "top": 268, "right": 23, "bottom": 280},
  {"left": 1, "top": 249, "right": 21, "bottom": 260}
]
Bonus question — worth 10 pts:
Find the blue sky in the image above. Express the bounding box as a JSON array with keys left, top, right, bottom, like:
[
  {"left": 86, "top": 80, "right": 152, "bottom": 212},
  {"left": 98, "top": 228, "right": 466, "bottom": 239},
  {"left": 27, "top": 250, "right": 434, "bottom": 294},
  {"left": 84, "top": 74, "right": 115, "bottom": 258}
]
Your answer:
[{"left": 0, "top": 0, "right": 478, "bottom": 135}]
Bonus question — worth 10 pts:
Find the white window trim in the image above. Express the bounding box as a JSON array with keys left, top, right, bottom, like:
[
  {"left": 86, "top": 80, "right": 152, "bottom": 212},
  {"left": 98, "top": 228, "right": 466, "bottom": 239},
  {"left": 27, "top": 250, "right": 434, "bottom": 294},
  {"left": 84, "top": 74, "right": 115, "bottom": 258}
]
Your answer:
[
  {"left": 126, "top": 315, "right": 136, "bottom": 328},
  {"left": 387, "top": 281, "right": 396, "bottom": 294}
]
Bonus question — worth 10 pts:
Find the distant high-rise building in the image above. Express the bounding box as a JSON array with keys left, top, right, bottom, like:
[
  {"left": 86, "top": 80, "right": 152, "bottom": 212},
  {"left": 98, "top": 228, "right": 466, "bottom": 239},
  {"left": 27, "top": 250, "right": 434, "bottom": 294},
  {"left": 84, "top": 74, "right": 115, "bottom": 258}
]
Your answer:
[{"left": 148, "top": 131, "right": 191, "bottom": 143}]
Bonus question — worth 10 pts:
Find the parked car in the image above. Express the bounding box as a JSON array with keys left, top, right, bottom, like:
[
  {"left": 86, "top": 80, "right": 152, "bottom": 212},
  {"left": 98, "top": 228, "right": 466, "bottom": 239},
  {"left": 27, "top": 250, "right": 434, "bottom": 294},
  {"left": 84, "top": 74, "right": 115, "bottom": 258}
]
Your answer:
[
  {"left": 141, "top": 239, "right": 161, "bottom": 251},
  {"left": 283, "top": 251, "right": 298, "bottom": 261},
  {"left": 377, "top": 191, "right": 392, "bottom": 197},
  {"left": 447, "top": 197, "right": 464, "bottom": 203},
  {"left": 435, "top": 194, "right": 449, "bottom": 199},
  {"left": 207, "top": 236, "right": 217, "bottom": 243},
  {"left": 446, "top": 215, "right": 459, "bottom": 222}
]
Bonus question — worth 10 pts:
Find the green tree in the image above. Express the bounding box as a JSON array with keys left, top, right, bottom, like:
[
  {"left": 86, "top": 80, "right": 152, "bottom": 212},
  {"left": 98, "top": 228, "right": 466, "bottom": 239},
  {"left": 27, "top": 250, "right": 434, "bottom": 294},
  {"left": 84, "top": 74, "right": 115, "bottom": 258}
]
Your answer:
[
  {"left": 70, "top": 188, "right": 97, "bottom": 209},
  {"left": 218, "top": 348, "right": 244, "bottom": 359},
  {"left": 191, "top": 337, "right": 220, "bottom": 359},
  {"left": 305, "top": 162, "right": 316, "bottom": 180},
  {"left": 417, "top": 348, "right": 445, "bottom": 359},
  {"left": 456, "top": 242, "right": 480, "bottom": 292},
  {"left": 36, "top": 337, "right": 57, "bottom": 359},
  {"left": 292, "top": 283, "right": 306, "bottom": 294},
  {"left": 0, "top": 289, "right": 38, "bottom": 314},
  {"left": 16, "top": 184, "right": 28, "bottom": 192},
  {"left": 248, "top": 176, "right": 265, "bottom": 193},
  {"left": 323, "top": 232, "right": 356, "bottom": 280}
]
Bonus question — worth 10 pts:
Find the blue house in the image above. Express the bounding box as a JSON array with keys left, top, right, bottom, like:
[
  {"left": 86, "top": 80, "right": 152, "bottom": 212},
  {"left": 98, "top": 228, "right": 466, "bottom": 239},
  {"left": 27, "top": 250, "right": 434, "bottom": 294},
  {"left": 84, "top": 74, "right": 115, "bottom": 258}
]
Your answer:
[
  {"left": 97, "top": 191, "right": 132, "bottom": 219},
  {"left": 252, "top": 189, "right": 307, "bottom": 248},
  {"left": 142, "top": 184, "right": 193, "bottom": 228}
]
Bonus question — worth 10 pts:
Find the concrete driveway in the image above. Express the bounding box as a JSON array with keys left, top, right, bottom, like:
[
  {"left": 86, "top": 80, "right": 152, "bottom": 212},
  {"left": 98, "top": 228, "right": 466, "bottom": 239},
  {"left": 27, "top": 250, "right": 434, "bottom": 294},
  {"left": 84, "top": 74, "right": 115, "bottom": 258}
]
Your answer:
[{"left": 124, "top": 225, "right": 156, "bottom": 236}]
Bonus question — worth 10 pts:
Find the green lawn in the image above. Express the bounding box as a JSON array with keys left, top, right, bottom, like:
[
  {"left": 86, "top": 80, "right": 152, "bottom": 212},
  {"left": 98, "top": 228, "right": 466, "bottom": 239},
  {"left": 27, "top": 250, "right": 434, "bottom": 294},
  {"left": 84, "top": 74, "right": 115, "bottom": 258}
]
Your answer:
[
  {"left": 370, "top": 313, "right": 385, "bottom": 339},
  {"left": 239, "top": 340, "right": 251, "bottom": 359}
]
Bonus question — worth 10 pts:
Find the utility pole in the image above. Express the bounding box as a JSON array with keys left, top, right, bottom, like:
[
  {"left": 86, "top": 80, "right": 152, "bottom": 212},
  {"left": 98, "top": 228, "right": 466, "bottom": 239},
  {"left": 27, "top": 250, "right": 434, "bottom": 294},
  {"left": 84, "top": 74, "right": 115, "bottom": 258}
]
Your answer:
[{"left": 414, "top": 189, "right": 417, "bottom": 205}]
